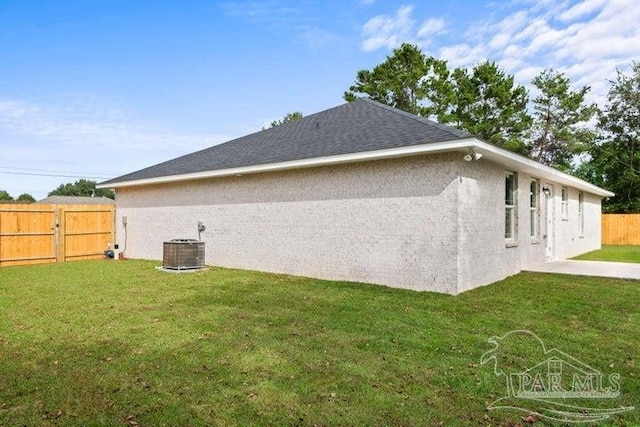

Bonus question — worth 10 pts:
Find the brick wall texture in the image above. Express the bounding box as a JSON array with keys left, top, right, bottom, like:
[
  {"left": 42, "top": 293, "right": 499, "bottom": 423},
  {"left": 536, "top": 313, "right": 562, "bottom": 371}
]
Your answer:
[{"left": 114, "top": 153, "right": 602, "bottom": 294}]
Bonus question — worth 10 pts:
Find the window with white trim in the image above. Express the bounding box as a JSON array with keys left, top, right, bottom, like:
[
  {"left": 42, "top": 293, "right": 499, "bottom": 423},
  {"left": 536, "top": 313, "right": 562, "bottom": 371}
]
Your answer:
[
  {"left": 505, "top": 172, "right": 517, "bottom": 240},
  {"left": 561, "top": 187, "right": 569, "bottom": 220},
  {"left": 578, "top": 192, "right": 584, "bottom": 236},
  {"left": 530, "top": 179, "right": 539, "bottom": 238}
]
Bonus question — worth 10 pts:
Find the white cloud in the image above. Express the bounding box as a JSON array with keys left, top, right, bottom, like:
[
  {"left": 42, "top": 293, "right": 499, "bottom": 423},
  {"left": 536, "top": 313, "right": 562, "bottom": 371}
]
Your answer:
[
  {"left": 360, "top": 5, "right": 415, "bottom": 52},
  {"left": 512, "top": 18, "right": 549, "bottom": 44},
  {"left": 0, "top": 100, "right": 37, "bottom": 120},
  {"left": 0, "top": 96, "right": 225, "bottom": 153},
  {"left": 0, "top": 95, "right": 230, "bottom": 187},
  {"left": 438, "top": 44, "right": 486, "bottom": 68},
  {"left": 488, "top": 33, "right": 510, "bottom": 50},
  {"left": 0, "top": 95, "right": 233, "bottom": 198},
  {"left": 509, "top": 0, "right": 640, "bottom": 101},
  {"left": 559, "top": 0, "right": 607, "bottom": 22},
  {"left": 466, "top": 9, "right": 529, "bottom": 43},
  {"left": 417, "top": 18, "right": 446, "bottom": 38},
  {"left": 359, "top": 5, "right": 447, "bottom": 52},
  {"left": 358, "top": 0, "right": 640, "bottom": 106}
]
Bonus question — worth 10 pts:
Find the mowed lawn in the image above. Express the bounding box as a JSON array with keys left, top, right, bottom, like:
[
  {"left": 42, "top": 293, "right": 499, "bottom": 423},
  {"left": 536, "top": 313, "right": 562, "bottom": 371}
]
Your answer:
[
  {"left": 0, "top": 261, "right": 638, "bottom": 426},
  {"left": 573, "top": 245, "right": 640, "bottom": 263}
]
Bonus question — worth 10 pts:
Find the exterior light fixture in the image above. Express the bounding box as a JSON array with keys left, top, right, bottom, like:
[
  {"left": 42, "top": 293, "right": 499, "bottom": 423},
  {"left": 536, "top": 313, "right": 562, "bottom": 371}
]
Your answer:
[{"left": 463, "top": 148, "right": 483, "bottom": 162}]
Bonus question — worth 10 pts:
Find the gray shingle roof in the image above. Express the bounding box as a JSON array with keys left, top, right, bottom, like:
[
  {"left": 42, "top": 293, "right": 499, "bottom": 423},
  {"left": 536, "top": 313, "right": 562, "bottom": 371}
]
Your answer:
[{"left": 102, "top": 98, "right": 472, "bottom": 185}]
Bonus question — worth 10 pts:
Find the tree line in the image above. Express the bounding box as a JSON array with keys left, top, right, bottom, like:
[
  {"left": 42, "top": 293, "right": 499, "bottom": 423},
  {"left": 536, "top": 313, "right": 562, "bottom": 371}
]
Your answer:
[
  {"left": 0, "top": 179, "right": 114, "bottom": 204},
  {"left": 5, "top": 49, "right": 639, "bottom": 212},
  {"left": 279, "top": 43, "right": 639, "bottom": 213}
]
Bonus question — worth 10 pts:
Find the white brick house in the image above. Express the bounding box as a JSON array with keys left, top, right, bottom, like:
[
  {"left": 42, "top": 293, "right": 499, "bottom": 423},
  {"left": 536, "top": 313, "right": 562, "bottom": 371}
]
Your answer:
[{"left": 99, "top": 99, "right": 613, "bottom": 294}]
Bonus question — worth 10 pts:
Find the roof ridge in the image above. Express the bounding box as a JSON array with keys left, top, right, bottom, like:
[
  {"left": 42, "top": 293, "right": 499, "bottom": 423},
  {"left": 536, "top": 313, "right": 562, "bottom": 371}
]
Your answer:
[
  {"left": 357, "top": 98, "right": 471, "bottom": 139},
  {"left": 101, "top": 98, "right": 480, "bottom": 187},
  {"left": 244, "top": 101, "right": 356, "bottom": 135}
]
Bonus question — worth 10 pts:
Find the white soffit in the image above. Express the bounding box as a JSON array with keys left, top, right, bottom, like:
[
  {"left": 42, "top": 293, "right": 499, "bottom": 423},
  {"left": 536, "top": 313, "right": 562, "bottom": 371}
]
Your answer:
[
  {"left": 99, "top": 137, "right": 614, "bottom": 198},
  {"left": 472, "top": 140, "right": 614, "bottom": 197}
]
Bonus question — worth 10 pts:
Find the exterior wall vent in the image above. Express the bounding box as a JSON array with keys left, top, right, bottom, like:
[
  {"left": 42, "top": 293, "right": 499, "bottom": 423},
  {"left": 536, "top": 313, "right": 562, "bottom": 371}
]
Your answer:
[{"left": 163, "top": 239, "right": 205, "bottom": 270}]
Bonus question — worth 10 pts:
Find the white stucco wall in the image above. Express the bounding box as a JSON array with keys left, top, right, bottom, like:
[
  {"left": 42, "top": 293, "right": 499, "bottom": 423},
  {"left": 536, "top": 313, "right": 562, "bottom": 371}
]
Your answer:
[{"left": 114, "top": 153, "right": 604, "bottom": 294}]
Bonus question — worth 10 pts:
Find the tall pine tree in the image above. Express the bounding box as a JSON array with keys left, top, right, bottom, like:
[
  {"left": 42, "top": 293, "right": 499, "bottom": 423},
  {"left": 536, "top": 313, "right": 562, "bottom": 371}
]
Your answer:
[
  {"left": 527, "top": 69, "right": 598, "bottom": 170},
  {"left": 447, "top": 61, "right": 531, "bottom": 152},
  {"left": 590, "top": 62, "right": 640, "bottom": 212},
  {"left": 344, "top": 48, "right": 531, "bottom": 153},
  {"left": 343, "top": 43, "right": 450, "bottom": 118}
]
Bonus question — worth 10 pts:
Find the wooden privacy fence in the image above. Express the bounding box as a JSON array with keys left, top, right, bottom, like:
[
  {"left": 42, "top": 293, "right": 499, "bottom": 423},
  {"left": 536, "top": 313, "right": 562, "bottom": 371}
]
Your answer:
[
  {"left": 0, "top": 204, "right": 115, "bottom": 267},
  {"left": 602, "top": 214, "right": 640, "bottom": 245}
]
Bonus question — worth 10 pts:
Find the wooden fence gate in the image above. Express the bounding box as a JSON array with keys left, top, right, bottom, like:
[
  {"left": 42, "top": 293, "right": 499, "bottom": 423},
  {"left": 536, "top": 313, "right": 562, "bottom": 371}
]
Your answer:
[{"left": 0, "top": 204, "right": 115, "bottom": 267}]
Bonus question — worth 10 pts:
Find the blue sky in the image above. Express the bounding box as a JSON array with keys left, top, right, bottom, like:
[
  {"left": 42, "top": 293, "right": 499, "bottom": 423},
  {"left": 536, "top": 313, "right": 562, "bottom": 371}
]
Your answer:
[{"left": 1, "top": 0, "right": 638, "bottom": 199}]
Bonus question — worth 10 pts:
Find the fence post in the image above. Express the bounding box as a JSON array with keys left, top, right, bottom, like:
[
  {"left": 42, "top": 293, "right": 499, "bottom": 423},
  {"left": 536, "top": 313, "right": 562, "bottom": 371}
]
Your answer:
[
  {"left": 56, "top": 207, "right": 66, "bottom": 263},
  {"left": 111, "top": 206, "right": 116, "bottom": 252}
]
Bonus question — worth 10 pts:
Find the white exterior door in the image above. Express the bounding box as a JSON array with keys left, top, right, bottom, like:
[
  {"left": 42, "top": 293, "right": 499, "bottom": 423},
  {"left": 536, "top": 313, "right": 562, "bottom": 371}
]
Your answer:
[{"left": 544, "top": 184, "right": 554, "bottom": 259}]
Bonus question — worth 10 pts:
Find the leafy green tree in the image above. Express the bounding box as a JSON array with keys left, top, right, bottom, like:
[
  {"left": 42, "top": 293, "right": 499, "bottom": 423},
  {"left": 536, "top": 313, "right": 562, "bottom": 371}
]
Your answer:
[
  {"left": 269, "top": 112, "right": 303, "bottom": 128},
  {"left": 49, "top": 179, "right": 114, "bottom": 199},
  {"left": 343, "top": 43, "right": 450, "bottom": 117},
  {"left": 344, "top": 47, "right": 530, "bottom": 152},
  {"left": 573, "top": 160, "right": 604, "bottom": 188},
  {"left": 16, "top": 193, "right": 36, "bottom": 203},
  {"left": 526, "top": 69, "right": 598, "bottom": 170},
  {"left": 447, "top": 61, "right": 531, "bottom": 151},
  {"left": 589, "top": 62, "right": 640, "bottom": 212},
  {"left": 0, "top": 190, "right": 14, "bottom": 203}
]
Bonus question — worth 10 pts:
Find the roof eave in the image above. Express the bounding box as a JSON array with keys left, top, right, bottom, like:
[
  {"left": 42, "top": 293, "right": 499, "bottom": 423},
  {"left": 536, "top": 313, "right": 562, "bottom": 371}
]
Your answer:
[
  {"left": 98, "top": 137, "right": 614, "bottom": 198},
  {"left": 471, "top": 140, "right": 614, "bottom": 198},
  {"left": 97, "top": 137, "right": 477, "bottom": 189}
]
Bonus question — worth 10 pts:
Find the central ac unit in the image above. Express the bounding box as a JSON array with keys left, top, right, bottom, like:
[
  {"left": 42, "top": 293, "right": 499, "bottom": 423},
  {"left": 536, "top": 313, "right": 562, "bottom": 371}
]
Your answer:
[{"left": 162, "top": 239, "right": 205, "bottom": 270}]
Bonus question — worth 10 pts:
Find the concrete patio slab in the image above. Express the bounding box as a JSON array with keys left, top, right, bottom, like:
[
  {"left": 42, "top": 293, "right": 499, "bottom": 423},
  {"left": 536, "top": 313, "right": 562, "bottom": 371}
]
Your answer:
[{"left": 524, "top": 260, "right": 640, "bottom": 280}]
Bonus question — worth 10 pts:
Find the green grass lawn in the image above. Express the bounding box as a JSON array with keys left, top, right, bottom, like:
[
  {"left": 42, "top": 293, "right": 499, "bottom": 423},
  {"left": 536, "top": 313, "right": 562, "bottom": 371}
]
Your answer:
[
  {"left": 573, "top": 245, "right": 640, "bottom": 263},
  {"left": 0, "top": 260, "right": 638, "bottom": 426}
]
